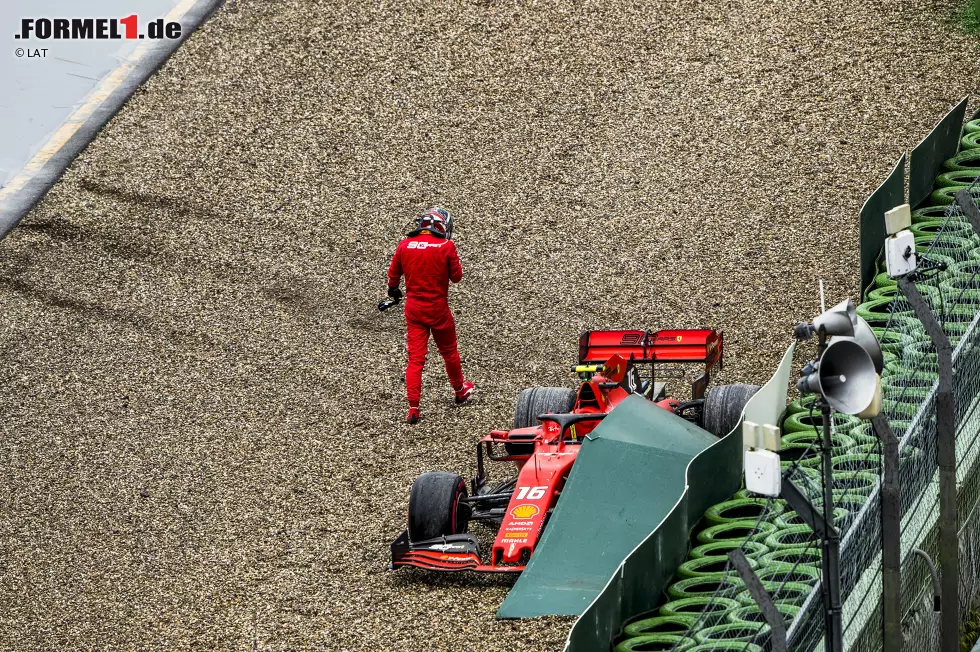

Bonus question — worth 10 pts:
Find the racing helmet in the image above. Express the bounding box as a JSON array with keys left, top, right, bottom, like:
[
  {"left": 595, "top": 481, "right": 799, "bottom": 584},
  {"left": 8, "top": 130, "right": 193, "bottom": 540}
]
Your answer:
[{"left": 416, "top": 207, "right": 453, "bottom": 240}]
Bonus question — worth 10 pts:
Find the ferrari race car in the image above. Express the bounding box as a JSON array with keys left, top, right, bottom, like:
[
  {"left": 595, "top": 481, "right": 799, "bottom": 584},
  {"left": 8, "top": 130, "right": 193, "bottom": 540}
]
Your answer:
[{"left": 389, "top": 328, "right": 759, "bottom": 573}]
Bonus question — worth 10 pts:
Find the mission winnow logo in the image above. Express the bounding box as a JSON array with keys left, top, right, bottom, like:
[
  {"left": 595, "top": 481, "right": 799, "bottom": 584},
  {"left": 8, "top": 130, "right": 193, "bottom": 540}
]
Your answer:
[{"left": 14, "top": 16, "right": 182, "bottom": 41}]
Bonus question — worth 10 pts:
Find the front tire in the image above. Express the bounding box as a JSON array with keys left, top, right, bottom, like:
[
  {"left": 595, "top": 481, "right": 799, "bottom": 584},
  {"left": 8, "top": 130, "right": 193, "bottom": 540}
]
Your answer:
[
  {"left": 407, "top": 472, "right": 468, "bottom": 542},
  {"left": 702, "top": 384, "right": 761, "bottom": 438}
]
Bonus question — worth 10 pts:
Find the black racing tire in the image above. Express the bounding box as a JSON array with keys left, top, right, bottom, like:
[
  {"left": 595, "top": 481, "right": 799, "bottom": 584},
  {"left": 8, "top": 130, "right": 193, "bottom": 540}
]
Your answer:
[
  {"left": 509, "top": 386, "right": 577, "bottom": 455},
  {"left": 702, "top": 384, "right": 761, "bottom": 438},
  {"left": 513, "top": 386, "right": 577, "bottom": 428},
  {"left": 407, "top": 471, "right": 468, "bottom": 542}
]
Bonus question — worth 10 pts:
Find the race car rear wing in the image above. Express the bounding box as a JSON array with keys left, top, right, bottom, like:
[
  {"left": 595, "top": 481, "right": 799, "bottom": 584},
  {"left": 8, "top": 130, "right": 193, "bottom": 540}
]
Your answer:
[
  {"left": 578, "top": 329, "right": 723, "bottom": 367},
  {"left": 576, "top": 328, "right": 723, "bottom": 399}
]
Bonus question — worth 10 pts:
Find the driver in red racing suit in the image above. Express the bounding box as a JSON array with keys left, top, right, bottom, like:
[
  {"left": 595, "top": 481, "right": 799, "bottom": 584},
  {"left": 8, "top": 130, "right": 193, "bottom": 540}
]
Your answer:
[{"left": 387, "top": 207, "right": 474, "bottom": 424}]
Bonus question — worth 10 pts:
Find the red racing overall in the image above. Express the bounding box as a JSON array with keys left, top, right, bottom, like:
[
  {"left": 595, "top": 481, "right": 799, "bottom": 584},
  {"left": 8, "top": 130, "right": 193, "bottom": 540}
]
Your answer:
[{"left": 387, "top": 232, "right": 465, "bottom": 407}]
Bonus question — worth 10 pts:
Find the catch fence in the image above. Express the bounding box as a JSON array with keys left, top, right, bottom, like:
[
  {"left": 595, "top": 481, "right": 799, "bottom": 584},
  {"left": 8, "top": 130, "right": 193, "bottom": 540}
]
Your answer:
[{"left": 569, "top": 101, "right": 980, "bottom": 652}]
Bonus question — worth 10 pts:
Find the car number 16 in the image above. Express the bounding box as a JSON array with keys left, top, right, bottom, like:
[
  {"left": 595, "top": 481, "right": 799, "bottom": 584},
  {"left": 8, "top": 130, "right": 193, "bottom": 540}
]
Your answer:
[{"left": 516, "top": 486, "right": 546, "bottom": 500}]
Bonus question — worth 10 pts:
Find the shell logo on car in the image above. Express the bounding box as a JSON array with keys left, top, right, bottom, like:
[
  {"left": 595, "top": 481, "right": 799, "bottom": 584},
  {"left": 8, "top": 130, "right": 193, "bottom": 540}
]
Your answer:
[{"left": 510, "top": 504, "right": 539, "bottom": 519}]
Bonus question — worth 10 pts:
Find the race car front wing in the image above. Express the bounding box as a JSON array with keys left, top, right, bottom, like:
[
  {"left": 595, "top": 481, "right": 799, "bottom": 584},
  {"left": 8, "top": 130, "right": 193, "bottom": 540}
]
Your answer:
[{"left": 389, "top": 531, "right": 525, "bottom": 573}]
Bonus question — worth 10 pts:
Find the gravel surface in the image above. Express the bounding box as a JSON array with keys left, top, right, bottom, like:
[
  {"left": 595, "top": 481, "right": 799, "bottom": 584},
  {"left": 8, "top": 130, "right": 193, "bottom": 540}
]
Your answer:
[{"left": 0, "top": 0, "right": 978, "bottom": 649}]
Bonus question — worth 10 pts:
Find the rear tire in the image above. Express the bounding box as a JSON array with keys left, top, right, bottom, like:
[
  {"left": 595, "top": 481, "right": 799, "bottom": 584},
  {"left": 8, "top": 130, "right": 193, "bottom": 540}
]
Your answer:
[
  {"left": 509, "top": 386, "right": 577, "bottom": 455},
  {"left": 407, "top": 472, "right": 468, "bottom": 542},
  {"left": 702, "top": 384, "right": 761, "bottom": 438},
  {"left": 513, "top": 386, "right": 577, "bottom": 429}
]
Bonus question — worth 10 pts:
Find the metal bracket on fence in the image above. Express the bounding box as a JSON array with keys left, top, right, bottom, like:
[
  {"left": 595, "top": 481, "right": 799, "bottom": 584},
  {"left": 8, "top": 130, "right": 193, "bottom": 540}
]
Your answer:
[
  {"left": 872, "top": 413, "right": 903, "bottom": 652},
  {"left": 728, "top": 548, "right": 787, "bottom": 652},
  {"left": 955, "top": 188, "right": 980, "bottom": 235},
  {"left": 911, "top": 548, "right": 942, "bottom": 612},
  {"left": 896, "top": 276, "right": 958, "bottom": 652}
]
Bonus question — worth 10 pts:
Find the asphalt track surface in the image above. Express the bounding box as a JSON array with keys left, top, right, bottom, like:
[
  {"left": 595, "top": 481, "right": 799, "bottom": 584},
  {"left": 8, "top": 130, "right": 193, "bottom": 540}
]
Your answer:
[
  {"left": 0, "top": 1, "right": 978, "bottom": 650},
  {"left": 0, "top": 0, "right": 181, "bottom": 187}
]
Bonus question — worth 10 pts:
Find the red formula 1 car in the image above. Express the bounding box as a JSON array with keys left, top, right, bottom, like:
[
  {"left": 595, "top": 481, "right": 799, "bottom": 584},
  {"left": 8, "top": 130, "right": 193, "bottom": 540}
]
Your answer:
[{"left": 389, "top": 328, "right": 759, "bottom": 573}]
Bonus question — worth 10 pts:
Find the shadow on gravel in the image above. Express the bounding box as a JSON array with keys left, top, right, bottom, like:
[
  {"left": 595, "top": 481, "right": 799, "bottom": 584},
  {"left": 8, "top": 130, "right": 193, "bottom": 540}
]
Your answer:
[{"left": 388, "top": 568, "right": 519, "bottom": 590}]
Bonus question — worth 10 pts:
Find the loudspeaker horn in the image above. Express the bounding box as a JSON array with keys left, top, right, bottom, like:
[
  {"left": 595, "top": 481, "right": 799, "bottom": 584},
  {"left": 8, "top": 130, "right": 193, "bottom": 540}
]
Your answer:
[{"left": 796, "top": 337, "right": 879, "bottom": 416}]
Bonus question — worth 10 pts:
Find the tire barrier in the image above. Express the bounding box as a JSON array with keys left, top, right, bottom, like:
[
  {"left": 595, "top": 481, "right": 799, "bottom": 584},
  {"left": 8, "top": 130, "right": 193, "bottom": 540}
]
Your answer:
[
  {"left": 944, "top": 148, "right": 980, "bottom": 171},
  {"left": 937, "top": 169, "right": 980, "bottom": 186},
  {"left": 831, "top": 453, "right": 883, "bottom": 474},
  {"left": 667, "top": 577, "right": 746, "bottom": 601},
  {"left": 775, "top": 507, "right": 851, "bottom": 529},
  {"left": 881, "top": 372, "right": 938, "bottom": 403},
  {"left": 704, "top": 498, "right": 785, "bottom": 526},
  {"left": 831, "top": 470, "right": 880, "bottom": 496},
  {"left": 754, "top": 562, "right": 822, "bottom": 584},
  {"left": 734, "top": 581, "right": 814, "bottom": 607},
  {"left": 781, "top": 431, "right": 856, "bottom": 451},
  {"left": 602, "top": 132, "right": 980, "bottom": 652},
  {"left": 844, "top": 422, "right": 879, "bottom": 446},
  {"left": 613, "top": 633, "right": 697, "bottom": 652},
  {"left": 783, "top": 394, "right": 817, "bottom": 416},
  {"left": 687, "top": 643, "right": 763, "bottom": 652},
  {"left": 623, "top": 614, "right": 698, "bottom": 637},
  {"left": 913, "top": 204, "right": 956, "bottom": 223},
  {"left": 759, "top": 546, "right": 822, "bottom": 568},
  {"left": 910, "top": 219, "right": 977, "bottom": 240},
  {"left": 695, "top": 520, "right": 778, "bottom": 546},
  {"left": 778, "top": 443, "right": 823, "bottom": 469},
  {"left": 763, "top": 525, "right": 819, "bottom": 550},
  {"left": 963, "top": 131, "right": 980, "bottom": 150},
  {"left": 782, "top": 411, "right": 830, "bottom": 434},
  {"left": 864, "top": 324, "right": 911, "bottom": 355},
  {"left": 930, "top": 185, "right": 969, "bottom": 206},
  {"left": 727, "top": 603, "right": 800, "bottom": 625},
  {"left": 914, "top": 233, "right": 980, "bottom": 257},
  {"left": 659, "top": 596, "right": 742, "bottom": 621},
  {"left": 941, "top": 272, "right": 980, "bottom": 302},
  {"left": 882, "top": 398, "right": 925, "bottom": 420},
  {"left": 676, "top": 555, "right": 758, "bottom": 580},
  {"left": 694, "top": 622, "right": 768, "bottom": 644},
  {"left": 689, "top": 540, "right": 769, "bottom": 561}
]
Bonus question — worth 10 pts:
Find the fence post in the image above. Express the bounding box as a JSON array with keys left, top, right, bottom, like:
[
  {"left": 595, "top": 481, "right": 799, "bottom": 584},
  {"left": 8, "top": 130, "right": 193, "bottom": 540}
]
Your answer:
[
  {"left": 872, "top": 413, "right": 903, "bottom": 651},
  {"left": 729, "top": 548, "right": 787, "bottom": 652},
  {"left": 895, "top": 276, "right": 957, "bottom": 652},
  {"left": 781, "top": 467, "right": 842, "bottom": 652}
]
